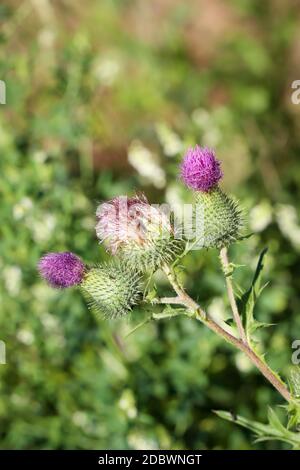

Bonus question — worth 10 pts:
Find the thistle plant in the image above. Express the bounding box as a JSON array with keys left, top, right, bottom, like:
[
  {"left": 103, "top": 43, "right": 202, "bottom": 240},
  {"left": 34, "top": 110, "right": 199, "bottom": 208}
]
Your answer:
[{"left": 38, "top": 145, "right": 300, "bottom": 448}]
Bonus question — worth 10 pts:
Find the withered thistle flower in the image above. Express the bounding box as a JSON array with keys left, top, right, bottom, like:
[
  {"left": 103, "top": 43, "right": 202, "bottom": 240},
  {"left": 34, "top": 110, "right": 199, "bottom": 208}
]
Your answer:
[{"left": 96, "top": 194, "right": 183, "bottom": 271}]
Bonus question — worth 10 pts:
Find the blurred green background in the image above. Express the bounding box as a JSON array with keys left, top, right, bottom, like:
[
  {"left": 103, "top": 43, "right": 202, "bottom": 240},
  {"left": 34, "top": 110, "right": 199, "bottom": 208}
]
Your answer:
[{"left": 1, "top": 0, "right": 300, "bottom": 450}]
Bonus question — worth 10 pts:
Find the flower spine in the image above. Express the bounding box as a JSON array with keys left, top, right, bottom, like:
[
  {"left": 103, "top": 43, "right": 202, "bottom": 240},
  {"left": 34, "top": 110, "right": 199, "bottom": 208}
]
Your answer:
[{"left": 80, "top": 261, "right": 142, "bottom": 319}]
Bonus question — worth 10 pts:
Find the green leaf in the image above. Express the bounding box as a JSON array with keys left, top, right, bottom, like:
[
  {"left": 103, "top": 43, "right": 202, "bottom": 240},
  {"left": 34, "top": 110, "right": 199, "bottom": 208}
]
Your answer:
[
  {"left": 214, "top": 410, "right": 276, "bottom": 436},
  {"left": 287, "top": 401, "right": 300, "bottom": 429},
  {"left": 237, "top": 232, "right": 255, "bottom": 242},
  {"left": 237, "top": 248, "right": 270, "bottom": 344},
  {"left": 125, "top": 316, "right": 152, "bottom": 338},
  {"left": 152, "top": 306, "right": 187, "bottom": 320},
  {"left": 145, "top": 287, "right": 158, "bottom": 302},
  {"left": 214, "top": 408, "right": 300, "bottom": 449},
  {"left": 267, "top": 407, "right": 287, "bottom": 434}
]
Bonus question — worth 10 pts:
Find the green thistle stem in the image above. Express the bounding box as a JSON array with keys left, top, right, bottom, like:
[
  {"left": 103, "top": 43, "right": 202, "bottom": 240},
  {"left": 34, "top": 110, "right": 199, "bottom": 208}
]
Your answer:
[
  {"left": 162, "top": 264, "right": 292, "bottom": 403},
  {"left": 219, "top": 246, "right": 247, "bottom": 344}
]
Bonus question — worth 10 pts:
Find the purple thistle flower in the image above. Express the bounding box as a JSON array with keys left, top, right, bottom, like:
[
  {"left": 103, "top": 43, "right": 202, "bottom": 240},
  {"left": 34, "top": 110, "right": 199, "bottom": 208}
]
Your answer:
[
  {"left": 180, "top": 146, "right": 223, "bottom": 192},
  {"left": 38, "top": 252, "right": 85, "bottom": 288}
]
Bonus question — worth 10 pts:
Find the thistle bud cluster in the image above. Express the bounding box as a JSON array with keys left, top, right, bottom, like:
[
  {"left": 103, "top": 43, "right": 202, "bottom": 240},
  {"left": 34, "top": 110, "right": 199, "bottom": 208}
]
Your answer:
[{"left": 38, "top": 145, "right": 243, "bottom": 319}]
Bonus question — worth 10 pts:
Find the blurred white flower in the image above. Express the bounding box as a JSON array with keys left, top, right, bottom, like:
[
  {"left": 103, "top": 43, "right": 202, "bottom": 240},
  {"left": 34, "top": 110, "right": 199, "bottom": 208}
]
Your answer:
[
  {"left": 40, "top": 312, "right": 59, "bottom": 331},
  {"left": 155, "top": 122, "right": 183, "bottom": 157},
  {"left": 11, "top": 393, "right": 28, "bottom": 407},
  {"left": 80, "top": 216, "right": 94, "bottom": 230},
  {"left": 118, "top": 389, "right": 137, "bottom": 420},
  {"left": 94, "top": 56, "right": 121, "bottom": 86},
  {"left": 3, "top": 265, "right": 22, "bottom": 295},
  {"left": 128, "top": 432, "right": 157, "bottom": 450},
  {"left": 165, "top": 185, "right": 186, "bottom": 226},
  {"left": 208, "top": 297, "right": 226, "bottom": 318},
  {"left": 165, "top": 185, "right": 184, "bottom": 208},
  {"left": 101, "top": 350, "right": 128, "bottom": 380},
  {"left": 73, "top": 193, "right": 90, "bottom": 211},
  {"left": 128, "top": 140, "right": 166, "bottom": 188},
  {"left": 30, "top": 213, "right": 56, "bottom": 243},
  {"left": 192, "top": 108, "right": 221, "bottom": 146},
  {"left": 249, "top": 200, "right": 273, "bottom": 232},
  {"left": 32, "top": 150, "right": 48, "bottom": 164},
  {"left": 192, "top": 108, "right": 211, "bottom": 127},
  {"left": 13, "top": 197, "right": 33, "bottom": 220},
  {"left": 72, "top": 411, "right": 89, "bottom": 428},
  {"left": 276, "top": 204, "right": 300, "bottom": 251},
  {"left": 208, "top": 297, "right": 234, "bottom": 336},
  {"left": 235, "top": 352, "right": 253, "bottom": 373},
  {"left": 17, "top": 329, "right": 34, "bottom": 345},
  {"left": 32, "top": 284, "right": 56, "bottom": 302},
  {"left": 38, "top": 28, "right": 56, "bottom": 48}
]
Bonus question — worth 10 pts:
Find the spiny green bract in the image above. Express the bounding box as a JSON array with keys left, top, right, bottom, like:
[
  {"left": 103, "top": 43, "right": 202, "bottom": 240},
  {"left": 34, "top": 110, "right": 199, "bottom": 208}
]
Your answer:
[
  {"left": 121, "top": 236, "right": 184, "bottom": 272},
  {"left": 80, "top": 262, "right": 142, "bottom": 319},
  {"left": 195, "top": 187, "right": 243, "bottom": 248}
]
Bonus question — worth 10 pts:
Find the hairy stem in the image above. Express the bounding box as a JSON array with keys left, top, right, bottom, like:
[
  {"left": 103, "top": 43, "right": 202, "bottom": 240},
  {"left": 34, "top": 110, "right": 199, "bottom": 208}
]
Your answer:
[
  {"left": 153, "top": 296, "right": 183, "bottom": 305},
  {"left": 219, "top": 246, "right": 247, "bottom": 344},
  {"left": 162, "top": 265, "right": 292, "bottom": 403}
]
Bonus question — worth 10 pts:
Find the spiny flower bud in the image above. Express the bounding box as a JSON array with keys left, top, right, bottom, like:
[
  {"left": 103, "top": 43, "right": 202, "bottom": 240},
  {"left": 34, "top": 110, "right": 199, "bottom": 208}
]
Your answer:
[
  {"left": 96, "top": 194, "right": 183, "bottom": 271},
  {"left": 180, "top": 146, "right": 242, "bottom": 248},
  {"left": 181, "top": 146, "right": 223, "bottom": 192},
  {"left": 195, "top": 187, "right": 242, "bottom": 248},
  {"left": 80, "top": 261, "right": 142, "bottom": 319},
  {"left": 38, "top": 252, "right": 85, "bottom": 288}
]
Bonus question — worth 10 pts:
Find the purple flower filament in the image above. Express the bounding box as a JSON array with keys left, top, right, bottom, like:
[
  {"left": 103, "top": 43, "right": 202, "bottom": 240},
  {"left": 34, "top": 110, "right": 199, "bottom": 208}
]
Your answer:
[
  {"left": 181, "top": 146, "right": 223, "bottom": 192},
  {"left": 38, "top": 252, "right": 85, "bottom": 288}
]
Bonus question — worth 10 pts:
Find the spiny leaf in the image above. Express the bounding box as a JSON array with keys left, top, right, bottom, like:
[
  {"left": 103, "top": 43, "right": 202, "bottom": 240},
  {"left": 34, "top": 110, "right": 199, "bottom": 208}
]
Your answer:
[
  {"left": 145, "top": 287, "right": 158, "bottom": 302},
  {"left": 214, "top": 410, "right": 275, "bottom": 436},
  {"left": 287, "top": 401, "right": 300, "bottom": 429},
  {"left": 214, "top": 409, "right": 300, "bottom": 448},
  {"left": 125, "top": 305, "right": 188, "bottom": 338},
  {"left": 125, "top": 316, "right": 152, "bottom": 338},
  {"left": 237, "top": 248, "right": 269, "bottom": 344},
  {"left": 267, "top": 407, "right": 287, "bottom": 434},
  {"left": 237, "top": 232, "right": 254, "bottom": 242},
  {"left": 153, "top": 306, "right": 187, "bottom": 320}
]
